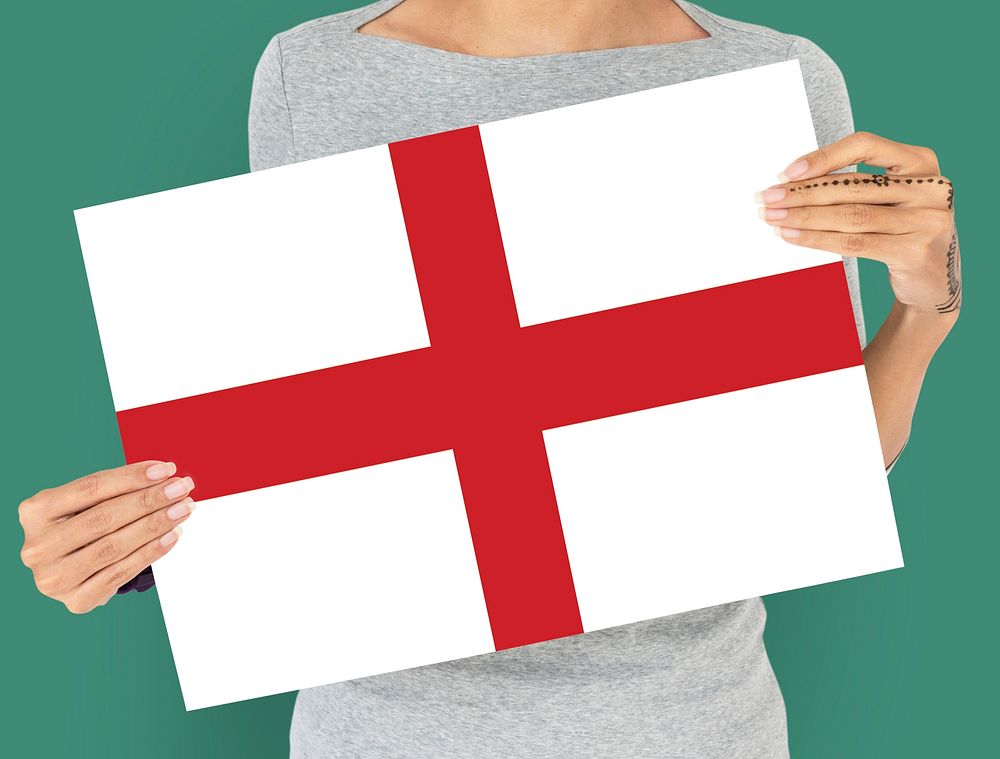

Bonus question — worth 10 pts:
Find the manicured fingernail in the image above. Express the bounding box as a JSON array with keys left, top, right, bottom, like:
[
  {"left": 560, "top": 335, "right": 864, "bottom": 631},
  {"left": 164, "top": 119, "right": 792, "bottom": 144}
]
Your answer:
[
  {"left": 758, "top": 207, "right": 788, "bottom": 221},
  {"left": 167, "top": 498, "right": 194, "bottom": 520},
  {"left": 754, "top": 188, "right": 785, "bottom": 204},
  {"left": 778, "top": 159, "right": 809, "bottom": 182},
  {"left": 146, "top": 462, "right": 176, "bottom": 481},
  {"left": 777, "top": 227, "right": 801, "bottom": 239},
  {"left": 160, "top": 526, "right": 182, "bottom": 547},
  {"left": 163, "top": 476, "right": 194, "bottom": 500}
]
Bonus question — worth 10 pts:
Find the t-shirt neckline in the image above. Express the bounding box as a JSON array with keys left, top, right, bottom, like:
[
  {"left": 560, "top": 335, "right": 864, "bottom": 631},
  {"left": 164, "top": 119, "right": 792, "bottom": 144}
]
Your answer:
[{"left": 345, "top": 0, "right": 726, "bottom": 74}]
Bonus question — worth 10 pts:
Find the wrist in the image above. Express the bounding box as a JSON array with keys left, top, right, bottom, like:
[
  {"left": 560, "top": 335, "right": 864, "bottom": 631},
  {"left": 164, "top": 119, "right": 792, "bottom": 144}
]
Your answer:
[
  {"left": 895, "top": 299, "right": 959, "bottom": 337},
  {"left": 882, "top": 299, "right": 957, "bottom": 361}
]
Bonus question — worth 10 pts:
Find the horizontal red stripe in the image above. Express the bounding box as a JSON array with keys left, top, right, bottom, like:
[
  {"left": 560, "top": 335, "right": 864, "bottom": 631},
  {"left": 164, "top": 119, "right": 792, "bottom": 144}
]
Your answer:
[
  {"left": 119, "top": 262, "right": 861, "bottom": 505},
  {"left": 520, "top": 261, "right": 864, "bottom": 429}
]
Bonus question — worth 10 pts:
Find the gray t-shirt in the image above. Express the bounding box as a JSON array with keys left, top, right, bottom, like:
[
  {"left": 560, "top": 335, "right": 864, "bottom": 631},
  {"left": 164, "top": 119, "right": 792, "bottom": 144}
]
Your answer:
[{"left": 248, "top": 2, "right": 865, "bottom": 756}]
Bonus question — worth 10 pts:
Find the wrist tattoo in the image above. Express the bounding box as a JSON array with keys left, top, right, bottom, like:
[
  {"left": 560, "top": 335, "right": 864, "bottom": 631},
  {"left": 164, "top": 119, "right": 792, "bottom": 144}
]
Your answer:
[{"left": 935, "top": 228, "right": 962, "bottom": 314}]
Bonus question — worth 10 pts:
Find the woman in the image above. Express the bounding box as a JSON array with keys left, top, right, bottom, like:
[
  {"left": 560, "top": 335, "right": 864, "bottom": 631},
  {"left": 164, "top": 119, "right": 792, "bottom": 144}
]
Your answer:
[{"left": 18, "top": 1, "right": 960, "bottom": 756}]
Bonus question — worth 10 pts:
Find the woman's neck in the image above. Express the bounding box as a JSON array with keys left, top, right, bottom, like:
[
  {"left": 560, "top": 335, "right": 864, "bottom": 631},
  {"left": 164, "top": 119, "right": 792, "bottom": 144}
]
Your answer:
[{"left": 359, "top": 0, "right": 710, "bottom": 57}]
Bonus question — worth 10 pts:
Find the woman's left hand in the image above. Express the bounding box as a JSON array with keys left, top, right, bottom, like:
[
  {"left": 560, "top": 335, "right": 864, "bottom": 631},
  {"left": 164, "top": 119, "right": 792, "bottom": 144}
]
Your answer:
[{"left": 755, "top": 131, "right": 961, "bottom": 317}]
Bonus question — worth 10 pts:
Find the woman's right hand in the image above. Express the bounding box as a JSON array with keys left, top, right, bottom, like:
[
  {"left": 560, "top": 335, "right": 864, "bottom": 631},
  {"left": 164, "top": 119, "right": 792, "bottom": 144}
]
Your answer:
[{"left": 18, "top": 461, "right": 195, "bottom": 613}]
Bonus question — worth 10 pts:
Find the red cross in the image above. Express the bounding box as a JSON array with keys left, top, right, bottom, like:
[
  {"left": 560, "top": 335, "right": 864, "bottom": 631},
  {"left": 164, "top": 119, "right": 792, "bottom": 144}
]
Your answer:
[{"left": 117, "top": 126, "right": 862, "bottom": 650}]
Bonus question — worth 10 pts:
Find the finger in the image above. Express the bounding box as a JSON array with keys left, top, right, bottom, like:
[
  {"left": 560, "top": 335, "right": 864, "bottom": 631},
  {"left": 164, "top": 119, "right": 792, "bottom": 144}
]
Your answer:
[
  {"left": 759, "top": 204, "right": 951, "bottom": 236},
  {"left": 65, "top": 527, "right": 183, "bottom": 614},
  {"left": 27, "top": 461, "right": 178, "bottom": 522},
  {"left": 58, "top": 498, "right": 195, "bottom": 589},
  {"left": 756, "top": 174, "right": 953, "bottom": 210},
  {"left": 50, "top": 475, "right": 195, "bottom": 554},
  {"left": 777, "top": 131, "right": 941, "bottom": 182},
  {"left": 773, "top": 227, "right": 902, "bottom": 263}
]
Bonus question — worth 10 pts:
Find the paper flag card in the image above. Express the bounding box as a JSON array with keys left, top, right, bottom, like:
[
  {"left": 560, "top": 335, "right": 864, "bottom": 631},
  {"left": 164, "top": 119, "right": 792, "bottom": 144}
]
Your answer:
[{"left": 73, "top": 60, "right": 903, "bottom": 709}]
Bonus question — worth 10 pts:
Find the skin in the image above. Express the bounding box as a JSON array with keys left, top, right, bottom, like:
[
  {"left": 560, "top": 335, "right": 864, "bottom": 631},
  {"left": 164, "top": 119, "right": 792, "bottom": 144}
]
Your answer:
[
  {"left": 357, "top": 0, "right": 711, "bottom": 55},
  {"left": 20, "top": 1, "right": 959, "bottom": 612},
  {"left": 20, "top": 461, "right": 194, "bottom": 612}
]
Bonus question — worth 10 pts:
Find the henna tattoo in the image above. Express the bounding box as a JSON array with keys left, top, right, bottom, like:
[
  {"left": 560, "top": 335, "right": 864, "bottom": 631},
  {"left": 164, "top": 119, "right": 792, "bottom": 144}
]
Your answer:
[
  {"left": 935, "top": 228, "right": 962, "bottom": 314},
  {"left": 789, "top": 175, "right": 906, "bottom": 191},
  {"left": 787, "top": 175, "right": 954, "bottom": 209}
]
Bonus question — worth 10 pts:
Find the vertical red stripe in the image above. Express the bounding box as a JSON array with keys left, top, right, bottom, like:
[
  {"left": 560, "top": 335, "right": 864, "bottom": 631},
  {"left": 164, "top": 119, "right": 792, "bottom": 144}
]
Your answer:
[{"left": 389, "top": 127, "right": 584, "bottom": 649}]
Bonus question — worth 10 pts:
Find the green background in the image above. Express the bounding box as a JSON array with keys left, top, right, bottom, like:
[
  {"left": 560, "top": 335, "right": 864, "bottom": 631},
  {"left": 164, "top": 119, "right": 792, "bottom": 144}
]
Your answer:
[{"left": 1, "top": 1, "right": 994, "bottom": 756}]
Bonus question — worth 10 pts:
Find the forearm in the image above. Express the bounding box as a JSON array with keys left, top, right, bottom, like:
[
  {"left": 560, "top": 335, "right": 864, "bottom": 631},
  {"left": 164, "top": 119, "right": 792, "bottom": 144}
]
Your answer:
[{"left": 862, "top": 301, "right": 957, "bottom": 468}]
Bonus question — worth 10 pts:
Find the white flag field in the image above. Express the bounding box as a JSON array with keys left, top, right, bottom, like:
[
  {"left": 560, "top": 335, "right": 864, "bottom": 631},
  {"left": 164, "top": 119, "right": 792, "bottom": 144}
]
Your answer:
[{"left": 74, "top": 60, "right": 903, "bottom": 710}]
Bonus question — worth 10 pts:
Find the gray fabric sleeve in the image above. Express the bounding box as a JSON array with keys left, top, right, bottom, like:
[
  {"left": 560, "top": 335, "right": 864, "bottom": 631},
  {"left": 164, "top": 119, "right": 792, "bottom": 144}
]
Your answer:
[
  {"left": 249, "top": 36, "right": 296, "bottom": 172},
  {"left": 788, "top": 35, "right": 867, "bottom": 350}
]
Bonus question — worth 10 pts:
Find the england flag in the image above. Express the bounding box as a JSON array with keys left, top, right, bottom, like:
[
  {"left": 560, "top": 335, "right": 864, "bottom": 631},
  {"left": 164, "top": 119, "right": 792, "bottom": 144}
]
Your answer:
[{"left": 73, "top": 60, "right": 902, "bottom": 710}]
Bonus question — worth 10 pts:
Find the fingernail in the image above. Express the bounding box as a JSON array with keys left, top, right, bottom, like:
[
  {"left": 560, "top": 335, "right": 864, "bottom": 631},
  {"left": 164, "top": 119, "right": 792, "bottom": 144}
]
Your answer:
[
  {"left": 146, "top": 462, "right": 176, "bottom": 481},
  {"left": 160, "top": 526, "right": 182, "bottom": 547},
  {"left": 758, "top": 207, "right": 788, "bottom": 221},
  {"left": 778, "top": 159, "right": 809, "bottom": 182},
  {"left": 163, "top": 476, "right": 194, "bottom": 500},
  {"left": 777, "top": 227, "right": 801, "bottom": 239},
  {"left": 167, "top": 498, "right": 194, "bottom": 520},
  {"left": 754, "top": 188, "right": 785, "bottom": 204}
]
